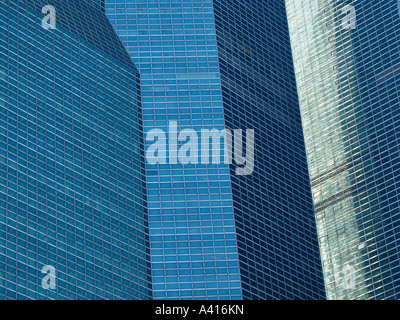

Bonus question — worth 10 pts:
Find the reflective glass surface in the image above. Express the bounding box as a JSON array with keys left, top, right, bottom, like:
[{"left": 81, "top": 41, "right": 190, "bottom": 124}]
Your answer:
[
  {"left": 286, "top": 0, "right": 400, "bottom": 299},
  {"left": 214, "top": 0, "right": 325, "bottom": 300},
  {"left": 0, "top": 0, "right": 152, "bottom": 299},
  {"left": 106, "top": 0, "right": 242, "bottom": 300},
  {"left": 107, "top": 0, "right": 325, "bottom": 300}
]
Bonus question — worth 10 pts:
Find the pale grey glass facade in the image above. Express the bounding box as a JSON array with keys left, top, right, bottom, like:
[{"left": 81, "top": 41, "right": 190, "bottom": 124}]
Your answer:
[
  {"left": 1, "top": 0, "right": 152, "bottom": 299},
  {"left": 286, "top": 0, "right": 400, "bottom": 299}
]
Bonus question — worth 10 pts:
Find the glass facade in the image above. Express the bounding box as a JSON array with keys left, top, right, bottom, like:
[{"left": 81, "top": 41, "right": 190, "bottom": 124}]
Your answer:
[
  {"left": 107, "top": 0, "right": 325, "bottom": 300},
  {"left": 83, "top": 0, "right": 105, "bottom": 12},
  {"left": 286, "top": 0, "right": 400, "bottom": 299},
  {"left": 213, "top": 0, "right": 325, "bottom": 300},
  {"left": 106, "top": 0, "right": 243, "bottom": 300},
  {"left": 0, "top": 0, "right": 152, "bottom": 299}
]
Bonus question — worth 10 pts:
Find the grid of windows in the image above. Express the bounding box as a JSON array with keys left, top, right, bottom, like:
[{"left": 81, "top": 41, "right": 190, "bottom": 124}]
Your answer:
[
  {"left": 106, "top": 0, "right": 242, "bottom": 299},
  {"left": 107, "top": 0, "right": 326, "bottom": 300},
  {"left": 83, "top": 0, "right": 105, "bottom": 11},
  {"left": 286, "top": 0, "right": 400, "bottom": 299},
  {"left": 0, "top": 0, "right": 152, "bottom": 299},
  {"left": 213, "top": 0, "right": 325, "bottom": 299}
]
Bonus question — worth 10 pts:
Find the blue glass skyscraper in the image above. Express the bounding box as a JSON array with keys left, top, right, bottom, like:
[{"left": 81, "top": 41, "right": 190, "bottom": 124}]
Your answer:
[
  {"left": 0, "top": 0, "right": 151, "bottom": 299},
  {"left": 106, "top": 0, "right": 325, "bottom": 300},
  {"left": 213, "top": 0, "right": 325, "bottom": 300},
  {"left": 107, "top": 0, "right": 243, "bottom": 300}
]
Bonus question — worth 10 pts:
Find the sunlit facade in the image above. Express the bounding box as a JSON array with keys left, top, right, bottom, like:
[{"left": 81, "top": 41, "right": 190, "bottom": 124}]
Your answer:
[
  {"left": 286, "top": 0, "right": 400, "bottom": 299},
  {"left": 107, "top": 0, "right": 243, "bottom": 300}
]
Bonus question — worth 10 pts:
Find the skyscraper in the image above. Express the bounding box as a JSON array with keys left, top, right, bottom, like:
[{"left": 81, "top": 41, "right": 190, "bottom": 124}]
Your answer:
[
  {"left": 0, "top": 0, "right": 152, "bottom": 299},
  {"left": 106, "top": 0, "right": 325, "bottom": 299},
  {"left": 286, "top": 0, "right": 400, "bottom": 299}
]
